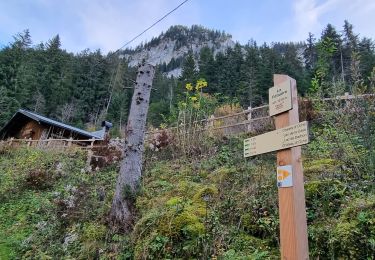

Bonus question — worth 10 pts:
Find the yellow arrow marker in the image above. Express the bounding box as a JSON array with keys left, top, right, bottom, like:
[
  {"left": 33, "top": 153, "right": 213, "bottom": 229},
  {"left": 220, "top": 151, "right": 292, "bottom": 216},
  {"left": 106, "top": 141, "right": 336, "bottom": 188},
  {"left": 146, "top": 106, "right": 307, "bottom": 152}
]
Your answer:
[{"left": 277, "top": 169, "right": 290, "bottom": 181}]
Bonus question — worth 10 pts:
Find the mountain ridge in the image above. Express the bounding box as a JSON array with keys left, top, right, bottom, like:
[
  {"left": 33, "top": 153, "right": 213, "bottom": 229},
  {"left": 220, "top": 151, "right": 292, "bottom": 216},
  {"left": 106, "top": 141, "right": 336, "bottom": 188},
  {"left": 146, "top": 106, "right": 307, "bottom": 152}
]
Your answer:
[{"left": 121, "top": 25, "right": 236, "bottom": 77}]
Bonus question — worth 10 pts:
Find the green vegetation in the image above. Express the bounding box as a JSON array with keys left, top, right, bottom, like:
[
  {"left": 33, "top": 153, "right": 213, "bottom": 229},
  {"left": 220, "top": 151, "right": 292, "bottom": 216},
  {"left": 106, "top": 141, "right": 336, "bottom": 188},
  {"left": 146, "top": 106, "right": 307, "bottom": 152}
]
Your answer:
[
  {"left": 0, "top": 147, "right": 120, "bottom": 259},
  {"left": 1, "top": 96, "right": 374, "bottom": 258}
]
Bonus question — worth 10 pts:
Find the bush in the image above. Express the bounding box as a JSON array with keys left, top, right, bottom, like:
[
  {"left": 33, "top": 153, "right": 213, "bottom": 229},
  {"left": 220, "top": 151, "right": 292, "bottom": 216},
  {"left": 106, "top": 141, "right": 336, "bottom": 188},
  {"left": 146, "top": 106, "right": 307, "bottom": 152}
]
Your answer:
[{"left": 330, "top": 195, "right": 375, "bottom": 259}]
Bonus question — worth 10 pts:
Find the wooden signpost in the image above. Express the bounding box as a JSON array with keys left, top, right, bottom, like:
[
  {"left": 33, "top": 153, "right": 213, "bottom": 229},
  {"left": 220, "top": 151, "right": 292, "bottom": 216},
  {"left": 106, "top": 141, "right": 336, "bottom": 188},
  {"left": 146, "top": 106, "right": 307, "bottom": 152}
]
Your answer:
[{"left": 244, "top": 75, "right": 309, "bottom": 259}]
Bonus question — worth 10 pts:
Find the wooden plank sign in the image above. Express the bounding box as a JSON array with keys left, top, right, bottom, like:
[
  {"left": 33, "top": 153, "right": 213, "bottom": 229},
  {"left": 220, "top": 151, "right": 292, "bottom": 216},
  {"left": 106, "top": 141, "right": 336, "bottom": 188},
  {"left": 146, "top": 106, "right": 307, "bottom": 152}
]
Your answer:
[
  {"left": 244, "top": 121, "right": 309, "bottom": 157},
  {"left": 269, "top": 80, "right": 293, "bottom": 116}
]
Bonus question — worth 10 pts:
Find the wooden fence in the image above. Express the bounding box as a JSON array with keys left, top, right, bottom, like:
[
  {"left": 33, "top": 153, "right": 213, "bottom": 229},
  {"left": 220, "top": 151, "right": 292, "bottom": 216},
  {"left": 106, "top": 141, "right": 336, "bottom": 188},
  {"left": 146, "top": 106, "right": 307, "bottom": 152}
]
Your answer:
[
  {"left": 2, "top": 137, "right": 105, "bottom": 149},
  {"left": 146, "top": 93, "right": 375, "bottom": 137},
  {"left": 2, "top": 93, "right": 374, "bottom": 150}
]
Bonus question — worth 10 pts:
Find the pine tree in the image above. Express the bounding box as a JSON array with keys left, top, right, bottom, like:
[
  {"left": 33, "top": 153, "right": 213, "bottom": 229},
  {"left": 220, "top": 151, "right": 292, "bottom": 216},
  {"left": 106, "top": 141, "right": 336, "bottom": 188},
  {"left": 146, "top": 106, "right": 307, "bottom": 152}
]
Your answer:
[
  {"left": 320, "top": 24, "right": 343, "bottom": 82},
  {"left": 198, "top": 46, "right": 215, "bottom": 90},
  {"left": 342, "top": 20, "right": 360, "bottom": 86},
  {"left": 180, "top": 51, "right": 198, "bottom": 83},
  {"left": 358, "top": 37, "right": 375, "bottom": 89},
  {"left": 238, "top": 40, "right": 261, "bottom": 106},
  {"left": 42, "top": 35, "right": 74, "bottom": 116},
  {"left": 0, "top": 86, "right": 20, "bottom": 127},
  {"left": 304, "top": 33, "right": 317, "bottom": 73}
]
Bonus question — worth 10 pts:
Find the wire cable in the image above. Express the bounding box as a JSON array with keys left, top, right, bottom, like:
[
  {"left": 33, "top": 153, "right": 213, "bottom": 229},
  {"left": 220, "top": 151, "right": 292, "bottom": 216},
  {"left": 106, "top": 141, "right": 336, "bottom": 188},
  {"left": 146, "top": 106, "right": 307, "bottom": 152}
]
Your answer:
[
  {"left": 104, "top": 0, "right": 190, "bottom": 116},
  {"left": 110, "top": 0, "right": 189, "bottom": 57}
]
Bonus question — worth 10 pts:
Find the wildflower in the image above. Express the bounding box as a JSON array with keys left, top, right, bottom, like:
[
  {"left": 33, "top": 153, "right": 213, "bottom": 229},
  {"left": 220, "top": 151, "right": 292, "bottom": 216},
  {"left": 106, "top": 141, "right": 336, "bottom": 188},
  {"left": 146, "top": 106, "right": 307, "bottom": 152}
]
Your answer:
[
  {"left": 185, "top": 83, "right": 193, "bottom": 91},
  {"left": 196, "top": 79, "right": 208, "bottom": 91},
  {"left": 190, "top": 96, "right": 198, "bottom": 102}
]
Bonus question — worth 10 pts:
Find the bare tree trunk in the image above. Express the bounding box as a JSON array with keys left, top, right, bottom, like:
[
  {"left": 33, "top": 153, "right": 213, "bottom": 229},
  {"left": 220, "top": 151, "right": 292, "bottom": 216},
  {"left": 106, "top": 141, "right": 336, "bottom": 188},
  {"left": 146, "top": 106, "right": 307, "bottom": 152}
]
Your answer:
[{"left": 110, "top": 63, "right": 155, "bottom": 231}]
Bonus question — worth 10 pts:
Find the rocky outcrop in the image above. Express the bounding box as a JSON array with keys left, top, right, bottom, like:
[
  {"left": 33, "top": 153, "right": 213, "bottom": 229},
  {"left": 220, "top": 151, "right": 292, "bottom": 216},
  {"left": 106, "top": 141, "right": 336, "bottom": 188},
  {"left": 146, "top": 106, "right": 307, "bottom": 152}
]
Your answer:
[{"left": 122, "top": 25, "right": 235, "bottom": 77}]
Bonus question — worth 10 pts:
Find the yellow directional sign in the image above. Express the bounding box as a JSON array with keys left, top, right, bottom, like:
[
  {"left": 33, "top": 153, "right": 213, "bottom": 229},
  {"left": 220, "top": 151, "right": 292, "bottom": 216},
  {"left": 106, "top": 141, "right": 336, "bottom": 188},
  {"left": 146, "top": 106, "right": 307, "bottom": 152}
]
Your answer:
[{"left": 244, "top": 121, "right": 309, "bottom": 157}]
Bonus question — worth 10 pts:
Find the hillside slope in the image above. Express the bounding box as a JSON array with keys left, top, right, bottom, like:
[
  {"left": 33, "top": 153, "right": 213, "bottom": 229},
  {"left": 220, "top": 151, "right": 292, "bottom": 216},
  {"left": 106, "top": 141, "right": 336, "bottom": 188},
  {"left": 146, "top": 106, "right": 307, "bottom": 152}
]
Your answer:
[{"left": 1, "top": 95, "right": 374, "bottom": 259}]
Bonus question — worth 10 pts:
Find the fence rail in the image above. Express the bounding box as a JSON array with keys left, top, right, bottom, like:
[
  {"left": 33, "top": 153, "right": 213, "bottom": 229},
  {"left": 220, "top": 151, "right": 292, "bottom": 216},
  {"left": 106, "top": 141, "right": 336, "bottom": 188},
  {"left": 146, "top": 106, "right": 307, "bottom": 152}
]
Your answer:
[
  {"left": 2, "top": 93, "right": 374, "bottom": 150},
  {"left": 2, "top": 137, "right": 105, "bottom": 149},
  {"left": 146, "top": 93, "right": 375, "bottom": 136}
]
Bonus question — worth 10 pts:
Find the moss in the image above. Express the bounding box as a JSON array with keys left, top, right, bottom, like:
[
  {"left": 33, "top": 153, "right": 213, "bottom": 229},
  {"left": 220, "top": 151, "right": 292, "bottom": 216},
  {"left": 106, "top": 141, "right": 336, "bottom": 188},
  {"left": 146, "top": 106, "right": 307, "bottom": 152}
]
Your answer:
[
  {"left": 156, "top": 205, "right": 205, "bottom": 237},
  {"left": 183, "top": 221, "right": 205, "bottom": 237},
  {"left": 173, "top": 211, "right": 205, "bottom": 236},
  {"left": 149, "top": 179, "right": 174, "bottom": 192},
  {"left": 308, "top": 195, "right": 375, "bottom": 259},
  {"left": 166, "top": 196, "right": 183, "bottom": 207},
  {"left": 175, "top": 180, "right": 200, "bottom": 198},
  {"left": 192, "top": 185, "right": 218, "bottom": 202},
  {"left": 134, "top": 204, "right": 206, "bottom": 259},
  {"left": 304, "top": 158, "right": 340, "bottom": 175}
]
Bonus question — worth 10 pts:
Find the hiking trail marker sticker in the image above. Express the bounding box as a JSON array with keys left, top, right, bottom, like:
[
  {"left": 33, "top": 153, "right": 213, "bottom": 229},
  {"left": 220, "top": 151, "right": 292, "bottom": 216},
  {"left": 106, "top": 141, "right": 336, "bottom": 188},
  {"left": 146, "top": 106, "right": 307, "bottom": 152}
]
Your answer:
[{"left": 277, "top": 165, "right": 293, "bottom": 188}]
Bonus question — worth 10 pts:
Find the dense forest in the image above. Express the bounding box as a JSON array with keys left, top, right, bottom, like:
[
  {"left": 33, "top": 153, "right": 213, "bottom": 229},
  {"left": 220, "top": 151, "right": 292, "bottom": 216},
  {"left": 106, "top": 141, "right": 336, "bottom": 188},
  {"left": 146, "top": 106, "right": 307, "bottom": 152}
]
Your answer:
[{"left": 0, "top": 22, "right": 374, "bottom": 132}]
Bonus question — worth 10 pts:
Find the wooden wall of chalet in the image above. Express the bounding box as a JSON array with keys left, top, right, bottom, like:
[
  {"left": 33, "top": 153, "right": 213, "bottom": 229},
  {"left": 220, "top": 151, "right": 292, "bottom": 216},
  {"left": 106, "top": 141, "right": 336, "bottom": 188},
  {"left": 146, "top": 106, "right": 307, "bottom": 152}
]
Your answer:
[{"left": 19, "top": 121, "right": 46, "bottom": 140}]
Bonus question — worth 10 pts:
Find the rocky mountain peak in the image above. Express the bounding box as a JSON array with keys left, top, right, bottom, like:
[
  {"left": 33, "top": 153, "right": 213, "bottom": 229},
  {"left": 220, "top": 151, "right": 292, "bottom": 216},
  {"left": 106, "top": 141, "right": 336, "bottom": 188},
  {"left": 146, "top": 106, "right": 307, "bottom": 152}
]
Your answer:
[{"left": 121, "top": 25, "right": 235, "bottom": 77}]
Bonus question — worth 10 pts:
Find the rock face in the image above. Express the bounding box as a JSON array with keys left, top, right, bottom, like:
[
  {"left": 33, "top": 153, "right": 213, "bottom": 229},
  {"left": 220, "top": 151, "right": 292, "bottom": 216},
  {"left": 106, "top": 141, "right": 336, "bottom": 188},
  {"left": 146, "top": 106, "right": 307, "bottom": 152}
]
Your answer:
[{"left": 122, "top": 25, "right": 235, "bottom": 77}]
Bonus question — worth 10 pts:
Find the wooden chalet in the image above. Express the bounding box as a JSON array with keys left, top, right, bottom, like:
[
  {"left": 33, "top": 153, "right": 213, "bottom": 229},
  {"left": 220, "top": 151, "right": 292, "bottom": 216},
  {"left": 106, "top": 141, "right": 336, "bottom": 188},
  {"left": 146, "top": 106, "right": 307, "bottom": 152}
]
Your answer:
[{"left": 0, "top": 109, "right": 110, "bottom": 147}]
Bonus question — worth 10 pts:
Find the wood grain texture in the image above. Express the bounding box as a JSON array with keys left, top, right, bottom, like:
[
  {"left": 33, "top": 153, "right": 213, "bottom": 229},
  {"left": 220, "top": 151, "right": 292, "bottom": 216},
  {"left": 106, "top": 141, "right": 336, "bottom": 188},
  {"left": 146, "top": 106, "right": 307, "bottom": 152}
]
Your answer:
[{"left": 274, "top": 74, "right": 309, "bottom": 260}]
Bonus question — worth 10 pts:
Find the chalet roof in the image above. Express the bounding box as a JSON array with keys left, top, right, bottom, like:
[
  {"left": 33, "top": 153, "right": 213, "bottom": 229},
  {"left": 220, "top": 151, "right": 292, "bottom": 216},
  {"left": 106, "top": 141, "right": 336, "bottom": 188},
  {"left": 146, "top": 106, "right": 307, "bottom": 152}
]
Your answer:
[{"left": 0, "top": 109, "right": 104, "bottom": 140}]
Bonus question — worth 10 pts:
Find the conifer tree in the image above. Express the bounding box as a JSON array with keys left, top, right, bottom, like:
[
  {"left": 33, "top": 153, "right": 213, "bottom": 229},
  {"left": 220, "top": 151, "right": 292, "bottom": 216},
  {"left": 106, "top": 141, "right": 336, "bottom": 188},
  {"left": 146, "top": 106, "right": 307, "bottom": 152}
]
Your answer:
[{"left": 181, "top": 51, "right": 198, "bottom": 83}]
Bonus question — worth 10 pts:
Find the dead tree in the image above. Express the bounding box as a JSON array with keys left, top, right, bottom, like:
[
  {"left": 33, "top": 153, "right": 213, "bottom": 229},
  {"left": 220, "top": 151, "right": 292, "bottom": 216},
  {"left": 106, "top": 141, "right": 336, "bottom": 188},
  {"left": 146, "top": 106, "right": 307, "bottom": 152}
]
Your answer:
[{"left": 110, "top": 63, "right": 155, "bottom": 231}]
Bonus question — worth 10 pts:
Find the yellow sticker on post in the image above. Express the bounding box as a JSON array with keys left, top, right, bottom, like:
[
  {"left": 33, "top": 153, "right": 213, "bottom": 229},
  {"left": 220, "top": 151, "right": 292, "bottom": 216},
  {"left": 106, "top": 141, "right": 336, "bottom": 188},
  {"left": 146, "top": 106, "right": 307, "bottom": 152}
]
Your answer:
[{"left": 277, "top": 165, "right": 293, "bottom": 188}]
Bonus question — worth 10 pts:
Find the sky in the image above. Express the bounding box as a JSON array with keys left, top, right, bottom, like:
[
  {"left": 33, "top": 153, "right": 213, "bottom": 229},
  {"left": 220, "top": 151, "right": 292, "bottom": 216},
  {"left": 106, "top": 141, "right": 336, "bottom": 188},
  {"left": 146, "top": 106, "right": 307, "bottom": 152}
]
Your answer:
[{"left": 0, "top": 0, "right": 374, "bottom": 54}]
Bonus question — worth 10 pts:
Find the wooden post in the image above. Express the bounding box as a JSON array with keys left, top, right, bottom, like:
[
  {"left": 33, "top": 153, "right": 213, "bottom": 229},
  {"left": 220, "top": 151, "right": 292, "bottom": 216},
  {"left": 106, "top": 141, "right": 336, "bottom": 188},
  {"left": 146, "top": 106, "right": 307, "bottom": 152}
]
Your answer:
[
  {"left": 207, "top": 115, "right": 215, "bottom": 128},
  {"left": 207, "top": 115, "right": 215, "bottom": 137},
  {"left": 68, "top": 137, "right": 73, "bottom": 147},
  {"left": 27, "top": 138, "right": 32, "bottom": 147},
  {"left": 90, "top": 139, "right": 95, "bottom": 148},
  {"left": 273, "top": 75, "right": 309, "bottom": 259},
  {"left": 9, "top": 137, "right": 14, "bottom": 147},
  {"left": 247, "top": 106, "right": 252, "bottom": 132}
]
